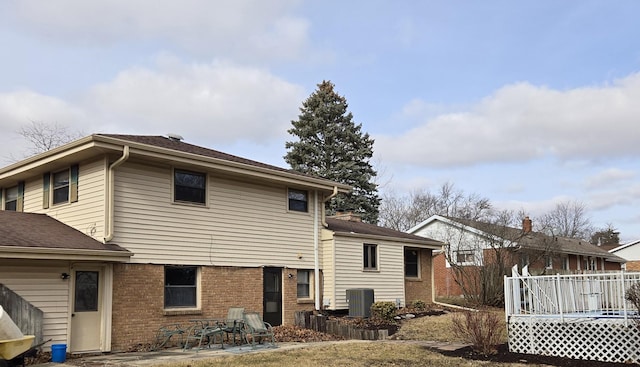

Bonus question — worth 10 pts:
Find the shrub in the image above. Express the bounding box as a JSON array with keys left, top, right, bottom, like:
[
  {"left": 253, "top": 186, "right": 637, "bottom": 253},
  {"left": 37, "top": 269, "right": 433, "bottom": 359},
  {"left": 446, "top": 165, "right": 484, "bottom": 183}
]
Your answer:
[
  {"left": 450, "top": 310, "right": 504, "bottom": 355},
  {"left": 370, "top": 301, "right": 397, "bottom": 321},
  {"left": 411, "top": 300, "right": 426, "bottom": 311},
  {"left": 625, "top": 283, "right": 640, "bottom": 328}
]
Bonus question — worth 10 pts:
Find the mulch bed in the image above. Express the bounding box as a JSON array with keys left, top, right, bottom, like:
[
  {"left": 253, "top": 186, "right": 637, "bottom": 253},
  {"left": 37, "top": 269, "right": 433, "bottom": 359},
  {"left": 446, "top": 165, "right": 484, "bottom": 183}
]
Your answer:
[{"left": 435, "top": 343, "right": 639, "bottom": 367}]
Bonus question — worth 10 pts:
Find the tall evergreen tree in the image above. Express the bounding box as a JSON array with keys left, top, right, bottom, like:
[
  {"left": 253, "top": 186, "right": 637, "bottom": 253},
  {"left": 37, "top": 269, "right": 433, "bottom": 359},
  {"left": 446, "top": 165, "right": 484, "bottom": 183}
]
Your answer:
[{"left": 285, "top": 80, "right": 380, "bottom": 223}]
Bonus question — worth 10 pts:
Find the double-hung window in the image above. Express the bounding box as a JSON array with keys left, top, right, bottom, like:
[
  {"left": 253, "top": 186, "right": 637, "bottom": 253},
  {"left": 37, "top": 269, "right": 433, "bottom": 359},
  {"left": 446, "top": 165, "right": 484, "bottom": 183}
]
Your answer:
[
  {"left": 43, "top": 165, "right": 78, "bottom": 208},
  {"left": 164, "top": 266, "right": 198, "bottom": 308},
  {"left": 53, "top": 170, "right": 70, "bottom": 204},
  {"left": 297, "top": 270, "right": 312, "bottom": 299},
  {"left": 363, "top": 243, "right": 378, "bottom": 271},
  {"left": 174, "top": 169, "right": 206, "bottom": 204},
  {"left": 4, "top": 186, "right": 18, "bottom": 211},
  {"left": 288, "top": 189, "right": 308, "bottom": 212},
  {"left": 404, "top": 248, "right": 419, "bottom": 277}
]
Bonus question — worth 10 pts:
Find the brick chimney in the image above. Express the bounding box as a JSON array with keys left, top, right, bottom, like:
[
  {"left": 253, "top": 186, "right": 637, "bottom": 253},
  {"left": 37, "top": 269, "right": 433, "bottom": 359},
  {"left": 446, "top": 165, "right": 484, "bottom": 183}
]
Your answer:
[
  {"left": 522, "top": 216, "right": 532, "bottom": 233},
  {"left": 332, "top": 210, "right": 362, "bottom": 222}
]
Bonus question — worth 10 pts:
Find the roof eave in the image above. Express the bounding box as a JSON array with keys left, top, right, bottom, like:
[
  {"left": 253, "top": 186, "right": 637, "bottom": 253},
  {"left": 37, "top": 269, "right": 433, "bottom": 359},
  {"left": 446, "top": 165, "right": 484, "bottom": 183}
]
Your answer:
[
  {"left": 0, "top": 246, "right": 132, "bottom": 262},
  {"left": 331, "top": 231, "right": 443, "bottom": 249},
  {"left": 94, "top": 135, "right": 351, "bottom": 192}
]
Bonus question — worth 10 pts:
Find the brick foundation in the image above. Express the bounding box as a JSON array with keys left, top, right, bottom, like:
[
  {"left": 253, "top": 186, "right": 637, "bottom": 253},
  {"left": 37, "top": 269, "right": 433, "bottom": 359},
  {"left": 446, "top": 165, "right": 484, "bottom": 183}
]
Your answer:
[{"left": 110, "top": 264, "right": 317, "bottom": 351}]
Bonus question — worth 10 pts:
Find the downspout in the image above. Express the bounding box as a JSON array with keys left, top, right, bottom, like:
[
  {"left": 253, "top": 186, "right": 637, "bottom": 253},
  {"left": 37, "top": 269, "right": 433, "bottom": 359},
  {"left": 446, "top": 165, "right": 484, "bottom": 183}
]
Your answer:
[
  {"left": 104, "top": 146, "right": 130, "bottom": 243},
  {"left": 316, "top": 186, "right": 338, "bottom": 311}
]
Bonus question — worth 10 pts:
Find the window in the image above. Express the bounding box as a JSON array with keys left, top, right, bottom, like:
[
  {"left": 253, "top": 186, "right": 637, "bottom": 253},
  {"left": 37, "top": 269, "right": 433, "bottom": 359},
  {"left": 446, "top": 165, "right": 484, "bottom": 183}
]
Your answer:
[
  {"left": 43, "top": 165, "right": 78, "bottom": 209},
  {"left": 456, "top": 250, "right": 475, "bottom": 265},
  {"left": 297, "top": 270, "right": 312, "bottom": 299},
  {"left": 562, "top": 257, "right": 570, "bottom": 271},
  {"left": 53, "top": 170, "right": 70, "bottom": 204},
  {"left": 363, "top": 243, "right": 377, "bottom": 270},
  {"left": 4, "top": 186, "right": 18, "bottom": 211},
  {"left": 288, "top": 189, "right": 308, "bottom": 212},
  {"left": 164, "top": 266, "right": 198, "bottom": 308},
  {"left": 404, "top": 248, "right": 419, "bottom": 277},
  {"left": 174, "top": 169, "right": 206, "bottom": 204},
  {"left": 545, "top": 256, "right": 553, "bottom": 269}
]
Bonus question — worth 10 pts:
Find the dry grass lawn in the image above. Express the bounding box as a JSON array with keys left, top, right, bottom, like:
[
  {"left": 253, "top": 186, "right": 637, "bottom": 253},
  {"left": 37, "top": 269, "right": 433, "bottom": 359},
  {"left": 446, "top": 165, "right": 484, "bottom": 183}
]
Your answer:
[
  {"left": 166, "top": 341, "right": 545, "bottom": 367},
  {"left": 150, "top": 309, "right": 529, "bottom": 367}
]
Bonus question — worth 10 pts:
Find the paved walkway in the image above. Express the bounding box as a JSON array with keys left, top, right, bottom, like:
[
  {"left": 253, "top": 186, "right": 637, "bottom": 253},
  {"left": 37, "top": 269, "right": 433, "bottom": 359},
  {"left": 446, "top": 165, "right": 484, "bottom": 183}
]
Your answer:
[{"left": 34, "top": 340, "right": 470, "bottom": 367}]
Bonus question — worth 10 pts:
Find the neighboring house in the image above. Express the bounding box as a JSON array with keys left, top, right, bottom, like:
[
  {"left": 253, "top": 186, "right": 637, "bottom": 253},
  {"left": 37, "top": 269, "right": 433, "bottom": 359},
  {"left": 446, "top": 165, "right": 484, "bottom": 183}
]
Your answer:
[
  {"left": 0, "top": 134, "right": 441, "bottom": 353},
  {"left": 609, "top": 239, "right": 640, "bottom": 271},
  {"left": 408, "top": 215, "right": 625, "bottom": 299}
]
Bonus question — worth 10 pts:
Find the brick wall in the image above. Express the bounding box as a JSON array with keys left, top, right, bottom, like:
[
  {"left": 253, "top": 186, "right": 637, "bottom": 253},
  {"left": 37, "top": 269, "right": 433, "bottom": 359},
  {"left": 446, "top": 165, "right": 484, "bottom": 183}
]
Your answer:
[
  {"left": 111, "top": 264, "right": 262, "bottom": 351},
  {"left": 432, "top": 252, "right": 464, "bottom": 298},
  {"left": 404, "top": 248, "right": 433, "bottom": 305},
  {"left": 282, "top": 269, "right": 319, "bottom": 324}
]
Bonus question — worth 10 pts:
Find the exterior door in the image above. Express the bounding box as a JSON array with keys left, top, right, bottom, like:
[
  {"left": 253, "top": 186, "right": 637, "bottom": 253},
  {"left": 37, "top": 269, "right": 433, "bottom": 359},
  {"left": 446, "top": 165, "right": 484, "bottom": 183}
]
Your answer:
[
  {"left": 263, "top": 267, "right": 282, "bottom": 326},
  {"left": 70, "top": 269, "right": 103, "bottom": 352}
]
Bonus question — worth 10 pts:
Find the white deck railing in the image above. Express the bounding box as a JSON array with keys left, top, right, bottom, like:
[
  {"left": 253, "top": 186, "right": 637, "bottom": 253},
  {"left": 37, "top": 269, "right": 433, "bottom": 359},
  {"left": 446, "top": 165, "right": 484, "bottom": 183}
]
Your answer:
[{"left": 504, "top": 267, "right": 640, "bottom": 323}]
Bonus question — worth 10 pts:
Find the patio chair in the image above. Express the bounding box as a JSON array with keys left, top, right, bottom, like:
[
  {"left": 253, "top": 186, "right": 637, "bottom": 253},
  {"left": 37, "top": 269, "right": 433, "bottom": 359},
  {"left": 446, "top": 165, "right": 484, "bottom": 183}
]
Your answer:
[
  {"left": 221, "top": 307, "right": 245, "bottom": 345},
  {"left": 182, "top": 320, "right": 224, "bottom": 352},
  {"left": 243, "top": 312, "right": 275, "bottom": 349},
  {"left": 151, "top": 323, "right": 185, "bottom": 351}
]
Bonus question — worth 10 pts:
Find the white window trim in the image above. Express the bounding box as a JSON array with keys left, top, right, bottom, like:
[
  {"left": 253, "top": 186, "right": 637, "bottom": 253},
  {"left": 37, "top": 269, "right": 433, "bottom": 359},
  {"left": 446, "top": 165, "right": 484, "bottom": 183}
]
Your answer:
[
  {"left": 296, "top": 269, "right": 314, "bottom": 301},
  {"left": 172, "top": 168, "right": 208, "bottom": 207},
  {"left": 363, "top": 243, "right": 379, "bottom": 271},
  {"left": 287, "top": 188, "right": 309, "bottom": 213},
  {"left": 163, "top": 266, "right": 201, "bottom": 311}
]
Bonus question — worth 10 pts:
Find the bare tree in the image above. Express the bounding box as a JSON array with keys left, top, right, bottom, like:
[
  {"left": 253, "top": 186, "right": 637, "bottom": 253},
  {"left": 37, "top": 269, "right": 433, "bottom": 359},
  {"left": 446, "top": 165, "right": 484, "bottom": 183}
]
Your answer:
[
  {"left": 439, "top": 209, "right": 526, "bottom": 306},
  {"left": 537, "top": 200, "right": 594, "bottom": 240},
  {"left": 379, "top": 182, "right": 492, "bottom": 231},
  {"left": 17, "top": 120, "right": 83, "bottom": 156}
]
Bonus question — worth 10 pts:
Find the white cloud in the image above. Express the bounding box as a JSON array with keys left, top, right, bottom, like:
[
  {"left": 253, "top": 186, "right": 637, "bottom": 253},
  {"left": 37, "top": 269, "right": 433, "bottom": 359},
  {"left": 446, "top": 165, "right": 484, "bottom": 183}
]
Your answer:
[
  {"left": 0, "top": 91, "right": 87, "bottom": 164},
  {"left": 584, "top": 168, "right": 636, "bottom": 190},
  {"left": 376, "top": 73, "right": 640, "bottom": 167},
  {"left": 0, "top": 58, "right": 305, "bottom": 163},
  {"left": 4, "top": 0, "right": 311, "bottom": 61},
  {"left": 85, "top": 58, "right": 304, "bottom": 143}
]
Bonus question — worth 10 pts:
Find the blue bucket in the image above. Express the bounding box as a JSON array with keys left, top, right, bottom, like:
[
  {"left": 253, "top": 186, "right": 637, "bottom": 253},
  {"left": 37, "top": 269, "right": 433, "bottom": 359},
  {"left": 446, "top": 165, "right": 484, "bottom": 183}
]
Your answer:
[{"left": 51, "top": 344, "right": 67, "bottom": 363}]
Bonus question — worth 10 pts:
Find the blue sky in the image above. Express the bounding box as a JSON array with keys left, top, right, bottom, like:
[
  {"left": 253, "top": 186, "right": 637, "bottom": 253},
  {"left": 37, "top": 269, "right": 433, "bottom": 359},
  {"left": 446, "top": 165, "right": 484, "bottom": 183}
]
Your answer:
[{"left": 1, "top": 1, "right": 639, "bottom": 241}]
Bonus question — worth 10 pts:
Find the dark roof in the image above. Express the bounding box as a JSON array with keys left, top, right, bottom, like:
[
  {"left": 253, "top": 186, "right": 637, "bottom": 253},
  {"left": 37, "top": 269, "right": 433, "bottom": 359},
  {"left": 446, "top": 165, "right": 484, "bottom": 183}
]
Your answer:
[
  {"left": 326, "top": 218, "right": 443, "bottom": 247},
  {"left": 0, "top": 211, "right": 130, "bottom": 253},
  {"left": 97, "top": 134, "right": 319, "bottom": 180},
  {"left": 445, "top": 217, "right": 624, "bottom": 263}
]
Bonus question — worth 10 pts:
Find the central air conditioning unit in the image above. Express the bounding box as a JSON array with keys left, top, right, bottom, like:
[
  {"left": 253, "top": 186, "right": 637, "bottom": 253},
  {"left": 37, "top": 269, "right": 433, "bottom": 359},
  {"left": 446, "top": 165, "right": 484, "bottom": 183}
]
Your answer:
[{"left": 346, "top": 288, "right": 374, "bottom": 318}]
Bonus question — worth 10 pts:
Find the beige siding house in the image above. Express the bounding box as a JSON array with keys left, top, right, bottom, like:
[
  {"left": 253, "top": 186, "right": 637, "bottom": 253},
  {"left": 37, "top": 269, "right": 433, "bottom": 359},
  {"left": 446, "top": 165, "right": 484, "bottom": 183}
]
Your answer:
[{"left": 0, "top": 134, "right": 441, "bottom": 353}]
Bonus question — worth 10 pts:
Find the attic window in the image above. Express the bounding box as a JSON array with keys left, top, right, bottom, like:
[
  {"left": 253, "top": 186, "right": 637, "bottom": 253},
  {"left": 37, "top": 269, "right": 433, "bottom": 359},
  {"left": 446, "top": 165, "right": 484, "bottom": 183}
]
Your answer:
[{"left": 174, "top": 169, "right": 206, "bottom": 204}]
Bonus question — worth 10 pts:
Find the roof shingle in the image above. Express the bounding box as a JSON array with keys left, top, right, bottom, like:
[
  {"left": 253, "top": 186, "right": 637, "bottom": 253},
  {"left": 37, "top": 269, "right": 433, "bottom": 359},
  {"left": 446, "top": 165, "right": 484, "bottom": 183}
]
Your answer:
[{"left": 0, "top": 211, "right": 130, "bottom": 253}]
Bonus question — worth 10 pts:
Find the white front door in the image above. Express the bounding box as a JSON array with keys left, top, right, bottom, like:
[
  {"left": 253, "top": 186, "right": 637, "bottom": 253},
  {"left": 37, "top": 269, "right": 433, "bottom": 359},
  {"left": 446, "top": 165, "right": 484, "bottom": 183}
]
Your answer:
[{"left": 70, "top": 269, "right": 103, "bottom": 352}]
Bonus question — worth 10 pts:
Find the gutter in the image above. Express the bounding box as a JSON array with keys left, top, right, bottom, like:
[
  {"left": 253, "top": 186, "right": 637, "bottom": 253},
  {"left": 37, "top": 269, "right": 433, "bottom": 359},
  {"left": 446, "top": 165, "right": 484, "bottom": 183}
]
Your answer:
[
  {"left": 104, "top": 146, "right": 130, "bottom": 243},
  {"left": 321, "top": 186, "right": 339, "bottom": 227},
  {"left": 315, "top": 186, "right": 339, "bottom": 311}
]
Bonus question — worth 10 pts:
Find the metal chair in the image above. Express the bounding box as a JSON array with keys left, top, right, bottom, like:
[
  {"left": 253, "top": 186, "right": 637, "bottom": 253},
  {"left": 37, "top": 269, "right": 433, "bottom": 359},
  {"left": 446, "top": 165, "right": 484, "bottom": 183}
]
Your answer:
[
  {"left": 151, "top": 323, "right": 184, "bottom": 350},
  {"left": 242, "top": 312, "right": 275, "bottom": 349},
  {"left": 221, "top": 307, "right": 245, "bottom": 345}
]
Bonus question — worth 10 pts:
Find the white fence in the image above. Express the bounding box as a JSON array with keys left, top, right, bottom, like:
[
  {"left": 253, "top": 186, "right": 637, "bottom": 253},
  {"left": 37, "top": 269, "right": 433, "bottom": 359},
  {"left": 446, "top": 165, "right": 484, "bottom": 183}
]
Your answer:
[{"left": 504, "top": 268, "right": 640, "bottom": 363}]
